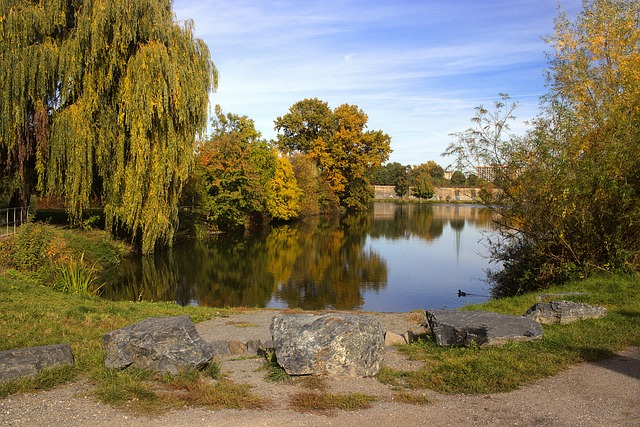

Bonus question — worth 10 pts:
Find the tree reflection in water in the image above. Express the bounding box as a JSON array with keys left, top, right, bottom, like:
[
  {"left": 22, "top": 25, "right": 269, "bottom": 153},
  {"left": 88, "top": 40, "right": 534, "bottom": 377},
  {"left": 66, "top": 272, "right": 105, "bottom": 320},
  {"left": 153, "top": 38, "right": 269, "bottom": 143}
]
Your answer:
[{"left": 102, "top": 203, "right": 493, "bottom": 310}]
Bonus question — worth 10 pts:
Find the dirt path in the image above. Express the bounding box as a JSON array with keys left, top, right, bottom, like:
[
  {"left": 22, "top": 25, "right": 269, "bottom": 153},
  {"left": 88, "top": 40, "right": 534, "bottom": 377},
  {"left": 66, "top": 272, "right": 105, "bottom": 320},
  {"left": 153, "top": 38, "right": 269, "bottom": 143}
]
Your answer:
[{"left": 1, "top": 310, "right": 639, "bottom": 426}]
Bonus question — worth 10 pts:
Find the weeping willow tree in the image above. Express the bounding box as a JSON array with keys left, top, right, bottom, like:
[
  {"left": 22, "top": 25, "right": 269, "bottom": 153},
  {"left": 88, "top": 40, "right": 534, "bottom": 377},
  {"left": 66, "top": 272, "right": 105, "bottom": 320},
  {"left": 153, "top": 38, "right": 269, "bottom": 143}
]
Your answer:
[{"left": 0, "top": 0, "right": 217, "bottom": 253}]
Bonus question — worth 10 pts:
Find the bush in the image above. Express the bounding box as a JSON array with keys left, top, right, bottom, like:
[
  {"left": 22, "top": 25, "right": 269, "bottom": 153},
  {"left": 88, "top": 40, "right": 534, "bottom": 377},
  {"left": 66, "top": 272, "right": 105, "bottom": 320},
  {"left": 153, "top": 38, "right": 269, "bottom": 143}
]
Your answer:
[{"left": 11, "top": 222, "right": 53, "bottom": 271}]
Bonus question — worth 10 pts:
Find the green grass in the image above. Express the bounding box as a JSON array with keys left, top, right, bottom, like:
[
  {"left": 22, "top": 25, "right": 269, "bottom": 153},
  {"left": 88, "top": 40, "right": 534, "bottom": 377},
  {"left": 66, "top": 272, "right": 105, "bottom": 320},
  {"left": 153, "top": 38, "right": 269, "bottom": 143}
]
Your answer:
[
  {"left": 0, "top": 270, "right": 233, "bottom": 396},
  {"left": 378, "top": 274, "right": 640, "bottom": 394},
  {"left": 262, "top": 351, "right": 292, "bottom": 383},
  {"left": 0, "top": 224, "right": 258, "bottom": 411}
]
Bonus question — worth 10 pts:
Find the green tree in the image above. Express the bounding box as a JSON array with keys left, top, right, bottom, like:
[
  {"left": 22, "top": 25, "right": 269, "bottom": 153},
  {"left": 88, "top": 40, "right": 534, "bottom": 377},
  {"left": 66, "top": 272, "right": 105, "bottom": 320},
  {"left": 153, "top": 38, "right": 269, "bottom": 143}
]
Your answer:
[
  {"left": 275, "top": 98, "right": 334, "bottom": 154},
  {"left": 394, "top": 167, "right": 411, "bottom": 198},
  {"left": 196, "top": 108, "right": 275, "bottom": 230},
  {"left": 369, "top": 162, "right": 410, "bottom": 197},
  {"left": 450, "top": 171, "right": 467, "bottom": 186},
  {"left": 412, "top": 172, "right": 435, "bottom": 199},
  {"left": 370, "top": 162, "right": 405, "bottom": 186},
  {"left": 466, "top": 174, "right": 479, "bottom": 186},
  {"left": 0, "top": 0, "right": 217, "bottom": 253},
  {"left": 275, "top": 98, "right": 391, "bottom": 212}
]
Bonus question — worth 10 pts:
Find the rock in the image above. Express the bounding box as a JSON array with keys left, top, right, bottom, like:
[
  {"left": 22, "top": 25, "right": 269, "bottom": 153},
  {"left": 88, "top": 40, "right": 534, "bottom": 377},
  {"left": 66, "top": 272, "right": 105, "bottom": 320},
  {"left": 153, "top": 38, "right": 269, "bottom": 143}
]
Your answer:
[
  {"left": 103, "top": 315, "right": 214, "bottom": 374},
  {"left": 524, "top": 300, "right": 607, "bottom": 324},
  {"left": 228, "top": 340, "right": 247, "bottom": 355},
  {"left": 245, "top": 339, "right": 263, "bottom": 355},
  {"left": 402, "top": 330, "right": 419, "bottom": 344},
  {"left": 426, "top": 310, "right": 543, "bottom": 347},
  {"left": 210, "top": 340, "right": 231, "bottom": 355},
  {"left": 270, "top": 313, "right": 384, "bottom": 377},
  {"left": 263, "top": 339, "right": 274, "bottom": 349},
  {"left": 385, "top": 331, "right": 407, "bottom": 346},
  {"left": 258, "top": 340, "right": 275, "bottom": 357},
  {"left": 0, "top": 344, "right": 74, "bottom": 383}
]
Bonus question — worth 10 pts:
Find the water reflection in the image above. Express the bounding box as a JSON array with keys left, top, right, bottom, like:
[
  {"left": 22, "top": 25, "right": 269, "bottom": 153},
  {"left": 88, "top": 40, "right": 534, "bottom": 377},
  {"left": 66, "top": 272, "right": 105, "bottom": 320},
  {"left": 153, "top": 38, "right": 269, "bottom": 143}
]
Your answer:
[{"left": 102, "top": 203, "right": 493, "bottom": 311}]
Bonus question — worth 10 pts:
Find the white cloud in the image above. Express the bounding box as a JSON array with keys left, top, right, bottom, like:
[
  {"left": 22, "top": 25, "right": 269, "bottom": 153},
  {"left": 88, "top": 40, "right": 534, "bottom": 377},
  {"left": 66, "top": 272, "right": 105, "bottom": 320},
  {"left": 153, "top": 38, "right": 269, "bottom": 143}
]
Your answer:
[{"left": 174, "top": 0, "right": 583, "bottom": 165}]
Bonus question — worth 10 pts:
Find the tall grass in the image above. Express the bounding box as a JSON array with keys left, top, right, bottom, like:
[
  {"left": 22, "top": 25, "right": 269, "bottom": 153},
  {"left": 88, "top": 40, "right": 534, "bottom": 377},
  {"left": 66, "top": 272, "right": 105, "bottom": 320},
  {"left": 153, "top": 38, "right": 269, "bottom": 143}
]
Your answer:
[{"left": 54, "top": 253, "right": 102, "bottom": 295}]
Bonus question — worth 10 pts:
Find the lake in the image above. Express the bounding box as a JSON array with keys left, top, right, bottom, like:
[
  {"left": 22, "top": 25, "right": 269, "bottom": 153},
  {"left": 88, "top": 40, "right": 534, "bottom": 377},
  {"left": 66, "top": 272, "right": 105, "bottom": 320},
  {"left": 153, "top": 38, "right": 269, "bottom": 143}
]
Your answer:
[{"left": 102, "top": 203, "right": 495, "bottom": 312}]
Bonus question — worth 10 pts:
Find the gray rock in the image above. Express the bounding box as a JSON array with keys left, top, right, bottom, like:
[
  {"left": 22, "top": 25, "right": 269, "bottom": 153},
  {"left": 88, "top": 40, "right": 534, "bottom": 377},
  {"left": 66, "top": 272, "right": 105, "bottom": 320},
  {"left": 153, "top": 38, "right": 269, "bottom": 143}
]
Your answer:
[
  {"left": 210, "top": 340, "right": 231, "bottom": 355},
  {"left": 258, "top": 339, "right": 275, "bottom": 357},
  {"left": 524, "top": 300, "right": 607, "bottom": 324},
  {"left": 103, "top": 315, "right": 214, "bottom": 374},
  {"left": 426, "top": 310, "right": 543, "bottom": 347},
  {"left": 246, "top": 339, "right": 263, "bottom": 355},
  {"left": 270, "top": 313, "right": 384, "bottom": 377},
  {"left": 0, "top": 344, "right": 74, "bottom": 383}
]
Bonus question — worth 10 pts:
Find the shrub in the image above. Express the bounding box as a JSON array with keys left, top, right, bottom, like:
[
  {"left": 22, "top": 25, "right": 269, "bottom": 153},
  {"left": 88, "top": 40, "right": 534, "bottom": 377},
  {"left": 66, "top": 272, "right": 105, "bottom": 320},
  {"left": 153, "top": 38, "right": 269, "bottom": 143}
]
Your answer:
[{"left": 12, "top": 222, "right": 53, "bottom": 271}]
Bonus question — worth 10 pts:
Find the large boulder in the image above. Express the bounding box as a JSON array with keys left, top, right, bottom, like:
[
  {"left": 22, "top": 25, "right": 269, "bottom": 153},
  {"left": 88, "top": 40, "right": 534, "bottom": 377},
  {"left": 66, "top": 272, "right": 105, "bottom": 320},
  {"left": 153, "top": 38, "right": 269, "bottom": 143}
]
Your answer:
[
  {"left": 270, "top": 313, "right": 384, "bottom": 377},
  {"left": 426, "top": 310, "right": 543, "bottom": 347},
  {"left": 103, "top": 315, "right": 214, "bottom": 374},
  {"left": 0, "top": 344, "right": 74, "bottom": 382},
  {"left": 524, "top": 300, "right": 607, "bottom": 324}
]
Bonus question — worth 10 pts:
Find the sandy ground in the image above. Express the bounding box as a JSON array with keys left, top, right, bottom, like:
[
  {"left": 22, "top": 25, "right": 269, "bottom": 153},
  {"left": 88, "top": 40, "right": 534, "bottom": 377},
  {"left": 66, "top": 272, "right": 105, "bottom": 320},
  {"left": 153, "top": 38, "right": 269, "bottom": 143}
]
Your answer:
[{"left": 1, "top": 309, "right": 639, "bottom": 426}]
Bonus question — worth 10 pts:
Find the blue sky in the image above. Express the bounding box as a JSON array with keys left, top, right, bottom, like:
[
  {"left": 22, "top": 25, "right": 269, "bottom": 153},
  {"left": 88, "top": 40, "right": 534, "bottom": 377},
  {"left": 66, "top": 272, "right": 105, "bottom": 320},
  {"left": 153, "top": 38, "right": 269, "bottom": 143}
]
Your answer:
[{"left": 173, "top": 0, "right": 582, "bottom": 166}]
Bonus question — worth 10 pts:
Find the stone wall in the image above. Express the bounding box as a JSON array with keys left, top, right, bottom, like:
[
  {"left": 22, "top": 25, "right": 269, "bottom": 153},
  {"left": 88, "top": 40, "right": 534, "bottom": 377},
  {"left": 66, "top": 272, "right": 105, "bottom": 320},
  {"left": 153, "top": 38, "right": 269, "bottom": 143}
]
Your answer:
[{"left": 373, "top": 185, "right": 482, "bottom": 202}]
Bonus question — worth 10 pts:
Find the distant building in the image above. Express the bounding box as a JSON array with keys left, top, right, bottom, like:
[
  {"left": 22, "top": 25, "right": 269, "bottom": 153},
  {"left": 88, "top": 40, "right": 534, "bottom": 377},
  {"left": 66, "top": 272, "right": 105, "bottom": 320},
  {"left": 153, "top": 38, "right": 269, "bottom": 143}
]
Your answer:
[
  {"left": 475, "top": 165, "right": 499, "bottom": 182},
  {"left": 444, "top": 169, "right": 454, "bottom": 180}
]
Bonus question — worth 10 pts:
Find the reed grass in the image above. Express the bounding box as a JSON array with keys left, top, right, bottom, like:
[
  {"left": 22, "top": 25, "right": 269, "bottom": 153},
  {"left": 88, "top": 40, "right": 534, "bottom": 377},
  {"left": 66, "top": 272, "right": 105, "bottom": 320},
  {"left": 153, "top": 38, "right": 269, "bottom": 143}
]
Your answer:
[{"left": 54, "top": 253, "right": 102, "bottom": 295}]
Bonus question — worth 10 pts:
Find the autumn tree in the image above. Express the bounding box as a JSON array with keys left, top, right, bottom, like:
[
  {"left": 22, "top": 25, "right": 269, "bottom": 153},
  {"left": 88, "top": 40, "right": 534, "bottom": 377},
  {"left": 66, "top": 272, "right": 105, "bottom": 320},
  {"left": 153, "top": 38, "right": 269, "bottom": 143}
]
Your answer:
[
  {"left": 0, "top": 0, "right": 216, "bottom": 253},
  {"left": 265, "top": 155, "right": 303, "bottom": 221},
  {"left": 288, "top": 153, "right": 340, "bottom": 216},
  {"left": 411, "top": 171, "right": 435, "bottom": 199},
  {"left": 196, "top": 107, "right": 275, "bottom": 230},
  {"left": 445, "top": 0, "right": 640, "bottom": 294},
  {"left": 275, "top": 98, "right": 391, "bottom": 212},
  {"left": 409, "top": 161, "right": 445, "bottom": 190}
]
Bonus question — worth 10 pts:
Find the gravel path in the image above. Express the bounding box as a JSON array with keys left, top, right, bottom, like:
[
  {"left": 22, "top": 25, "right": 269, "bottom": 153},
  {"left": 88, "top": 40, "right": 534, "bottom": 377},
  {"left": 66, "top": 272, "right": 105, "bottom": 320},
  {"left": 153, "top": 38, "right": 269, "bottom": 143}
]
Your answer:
[{"left": 1, "top": 310, "right": 638, "bottom": 426}]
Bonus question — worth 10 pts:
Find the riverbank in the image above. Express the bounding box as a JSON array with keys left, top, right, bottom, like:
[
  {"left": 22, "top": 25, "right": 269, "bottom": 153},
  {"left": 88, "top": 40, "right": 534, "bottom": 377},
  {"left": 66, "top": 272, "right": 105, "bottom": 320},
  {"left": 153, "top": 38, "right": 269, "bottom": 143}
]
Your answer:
[{"left": 1, "top": 225, "right": 639, "bottom": 422}]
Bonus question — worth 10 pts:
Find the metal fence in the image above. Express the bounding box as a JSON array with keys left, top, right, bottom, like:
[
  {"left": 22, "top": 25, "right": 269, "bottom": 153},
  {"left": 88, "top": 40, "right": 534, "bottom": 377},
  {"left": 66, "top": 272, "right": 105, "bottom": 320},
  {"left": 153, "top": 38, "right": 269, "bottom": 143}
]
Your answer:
[{"left": 0, "top": 206, "right": 30, "bottom": 237}]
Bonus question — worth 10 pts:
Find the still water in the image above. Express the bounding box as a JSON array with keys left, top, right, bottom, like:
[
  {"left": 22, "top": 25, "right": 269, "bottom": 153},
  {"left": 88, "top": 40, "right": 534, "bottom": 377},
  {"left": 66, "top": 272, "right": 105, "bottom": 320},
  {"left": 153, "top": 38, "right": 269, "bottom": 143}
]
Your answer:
[{"left": 103, "top": 203, "right": 495, "bottom": 312}]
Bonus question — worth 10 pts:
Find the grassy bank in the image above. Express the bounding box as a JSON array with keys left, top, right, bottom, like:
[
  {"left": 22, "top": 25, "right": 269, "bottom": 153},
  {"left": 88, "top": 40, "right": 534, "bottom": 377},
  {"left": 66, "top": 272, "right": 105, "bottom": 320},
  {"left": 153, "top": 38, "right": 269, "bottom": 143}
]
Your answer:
[
  {"left": 379, "top": 274, "right": 640, "bottom": 393},
  {"left": 0, "top": 224, "right": 639, "bottom": 410},
  {"left": 0, "top": 224, "right": 250, "bottom": 409}
]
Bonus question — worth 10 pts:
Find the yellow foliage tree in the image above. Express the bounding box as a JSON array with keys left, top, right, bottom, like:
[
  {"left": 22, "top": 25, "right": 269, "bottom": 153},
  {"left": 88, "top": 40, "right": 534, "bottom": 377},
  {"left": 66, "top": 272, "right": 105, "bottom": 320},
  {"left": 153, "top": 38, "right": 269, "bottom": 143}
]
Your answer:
[{"left": 266, "top": 155, "right": 303, "bottom": 221}]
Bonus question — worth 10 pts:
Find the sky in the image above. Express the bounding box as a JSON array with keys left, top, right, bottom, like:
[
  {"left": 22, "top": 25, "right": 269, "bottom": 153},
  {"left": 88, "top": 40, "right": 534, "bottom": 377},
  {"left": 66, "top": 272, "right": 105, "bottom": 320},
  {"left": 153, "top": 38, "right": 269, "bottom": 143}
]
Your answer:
[{"left": 173, "top": 0, "right": 582, "bottom": 166}]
